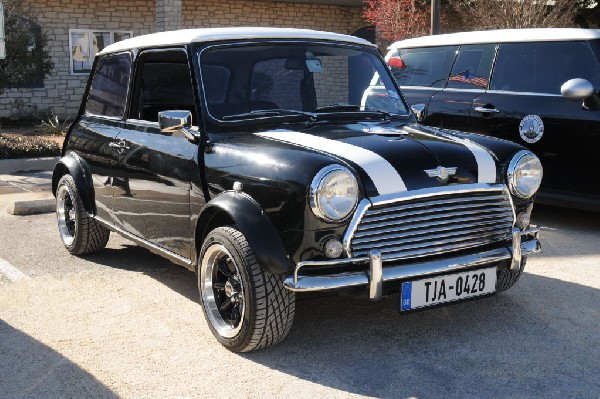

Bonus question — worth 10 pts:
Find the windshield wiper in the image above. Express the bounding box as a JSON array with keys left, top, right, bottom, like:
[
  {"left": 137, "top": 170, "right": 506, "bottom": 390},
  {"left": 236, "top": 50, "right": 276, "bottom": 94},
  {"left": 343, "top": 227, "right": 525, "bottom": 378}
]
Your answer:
[
  {"left": 315, "top": 103, "right": 361, "bottom": 112},
  {"left": 221, "top": 109, "right": 316, "bottom": 121}
]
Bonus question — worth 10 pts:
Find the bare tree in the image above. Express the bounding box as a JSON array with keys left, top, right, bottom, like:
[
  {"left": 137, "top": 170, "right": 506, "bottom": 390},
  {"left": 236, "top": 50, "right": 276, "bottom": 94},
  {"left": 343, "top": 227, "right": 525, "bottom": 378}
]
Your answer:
[{"left": 449, "top": 0, "right": 578, "bottom": 30}]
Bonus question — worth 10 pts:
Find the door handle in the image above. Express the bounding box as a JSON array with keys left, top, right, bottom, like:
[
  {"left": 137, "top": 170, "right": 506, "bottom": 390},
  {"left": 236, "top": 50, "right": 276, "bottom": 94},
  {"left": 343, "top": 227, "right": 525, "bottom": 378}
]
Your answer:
[
  {"left": 109, "top": 140, "right": 130, "bottom": 150},
  {"left": 474, "top": 106, "right": 500, "bottom": 114}
]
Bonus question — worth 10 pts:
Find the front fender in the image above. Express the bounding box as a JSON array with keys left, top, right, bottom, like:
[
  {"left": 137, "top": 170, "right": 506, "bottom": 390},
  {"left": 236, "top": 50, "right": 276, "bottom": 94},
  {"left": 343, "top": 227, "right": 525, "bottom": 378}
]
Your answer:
[
  {"left": 196, "top": 191, "right": 294, "bottom": 275},
  {"left": 52, "top": 152, "right": 96, "bottom": 215}
]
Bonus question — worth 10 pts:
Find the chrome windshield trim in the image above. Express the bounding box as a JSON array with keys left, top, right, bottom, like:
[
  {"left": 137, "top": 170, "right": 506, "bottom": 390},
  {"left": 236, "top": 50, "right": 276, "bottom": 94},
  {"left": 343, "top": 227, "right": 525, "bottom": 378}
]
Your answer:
[{"left": 485, "top": 90, "right": 561, "bottom": 97}]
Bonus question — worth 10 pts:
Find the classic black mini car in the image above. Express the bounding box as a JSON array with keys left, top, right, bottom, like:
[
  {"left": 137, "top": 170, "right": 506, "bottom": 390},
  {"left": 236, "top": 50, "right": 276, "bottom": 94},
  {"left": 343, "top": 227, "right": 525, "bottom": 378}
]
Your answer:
[
  {"left": 53, "top": 27, "right": 542, "bottom": 352},
  {"left": 386, "top": 28, "right": 600, "bottom": 211}
]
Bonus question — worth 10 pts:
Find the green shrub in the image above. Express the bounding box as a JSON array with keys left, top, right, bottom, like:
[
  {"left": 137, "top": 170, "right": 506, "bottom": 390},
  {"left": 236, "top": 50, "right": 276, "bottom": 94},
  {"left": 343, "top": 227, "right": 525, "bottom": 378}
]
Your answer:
[{"left": 0, "top": 134, "right": 60, "bottom": 159}]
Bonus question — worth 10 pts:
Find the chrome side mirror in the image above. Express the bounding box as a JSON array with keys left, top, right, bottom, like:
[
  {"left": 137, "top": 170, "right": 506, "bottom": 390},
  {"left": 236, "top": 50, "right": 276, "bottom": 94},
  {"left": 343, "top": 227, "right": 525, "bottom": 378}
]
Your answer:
[
  {"left": 561, "top": 78, "right": 594, "bottom": 100},
  {"left": 411, "top": 103, "right": 426, "bottom": 122},
  {"left": 158, "top": 110, "right": 200, "bottom": 143}
]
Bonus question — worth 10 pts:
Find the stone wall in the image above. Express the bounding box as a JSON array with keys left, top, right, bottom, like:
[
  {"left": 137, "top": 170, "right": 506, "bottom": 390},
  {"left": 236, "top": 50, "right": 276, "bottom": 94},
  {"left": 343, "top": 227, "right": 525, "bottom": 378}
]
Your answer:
[
  {"left": 0, "top": 0, "right": 366, "bottom": 119},
  {"left": 0, "top": 0, "right": 155, "bottom": 119}
]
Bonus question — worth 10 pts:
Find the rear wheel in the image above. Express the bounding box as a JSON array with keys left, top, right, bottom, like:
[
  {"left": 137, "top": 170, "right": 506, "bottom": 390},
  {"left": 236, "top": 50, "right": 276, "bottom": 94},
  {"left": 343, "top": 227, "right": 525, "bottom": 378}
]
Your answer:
[
  {"left": 56, "top": 175, "right": 110, "bottom": 255},
  {"left": 199, "top": 226, "right": 295, "bottom": 352}
]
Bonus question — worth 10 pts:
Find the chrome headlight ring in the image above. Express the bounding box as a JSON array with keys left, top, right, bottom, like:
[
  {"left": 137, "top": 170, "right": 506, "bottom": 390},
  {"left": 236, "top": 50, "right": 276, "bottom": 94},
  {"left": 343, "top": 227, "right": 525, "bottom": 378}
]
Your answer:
[
  {"left": 309, "top": 165, "right": 359, "bottom": 222},
  {"left": 507, "top": 150, "right": 543, "bottom": 199}
]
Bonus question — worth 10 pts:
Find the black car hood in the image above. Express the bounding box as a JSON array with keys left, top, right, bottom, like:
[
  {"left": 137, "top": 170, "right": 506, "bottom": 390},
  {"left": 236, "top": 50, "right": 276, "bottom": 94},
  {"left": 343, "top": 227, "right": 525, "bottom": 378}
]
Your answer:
[{"left": 254, "top": 122, "right": 500, "bottom": 199}]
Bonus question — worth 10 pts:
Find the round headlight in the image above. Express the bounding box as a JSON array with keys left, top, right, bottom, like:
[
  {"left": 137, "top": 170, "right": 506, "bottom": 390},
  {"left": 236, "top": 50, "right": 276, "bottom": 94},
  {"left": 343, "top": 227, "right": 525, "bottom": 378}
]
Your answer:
[
  {"left": 310, "top": 165, "right": 359, "bottom": 222},
  {"left": 507, "top": 151, "right": 543, "bottom": 198}
]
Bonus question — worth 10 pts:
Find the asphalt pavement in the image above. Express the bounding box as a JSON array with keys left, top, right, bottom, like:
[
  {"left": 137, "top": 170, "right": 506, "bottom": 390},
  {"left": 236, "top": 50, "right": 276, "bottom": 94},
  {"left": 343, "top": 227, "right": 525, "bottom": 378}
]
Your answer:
[{"left": 0, "top": 160, "right": 599, "bottom": 398}]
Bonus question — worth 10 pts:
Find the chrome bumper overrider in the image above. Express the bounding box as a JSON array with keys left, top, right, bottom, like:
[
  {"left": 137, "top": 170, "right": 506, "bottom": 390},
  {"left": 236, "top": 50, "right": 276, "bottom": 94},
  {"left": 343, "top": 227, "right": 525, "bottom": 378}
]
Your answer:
[{"left": 283, "top": 226, "right": 541, "bottom": 301}]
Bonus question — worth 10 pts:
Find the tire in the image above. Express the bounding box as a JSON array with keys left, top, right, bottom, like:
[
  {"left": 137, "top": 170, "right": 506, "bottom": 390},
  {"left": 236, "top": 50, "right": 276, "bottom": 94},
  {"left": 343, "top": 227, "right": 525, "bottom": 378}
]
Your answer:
[
  {"left": 55, "top": 174, "right": 110, "bottom": 255},
  {"left": 496, "top": 258, "right": 526, "bottom": 293},
  {"left": 198, "top": 226, "right": 295, "bottom": 352}
]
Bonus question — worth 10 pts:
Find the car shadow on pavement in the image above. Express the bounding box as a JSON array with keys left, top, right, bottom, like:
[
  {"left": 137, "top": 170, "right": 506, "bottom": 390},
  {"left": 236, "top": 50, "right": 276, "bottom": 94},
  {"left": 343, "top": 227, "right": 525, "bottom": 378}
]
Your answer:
[
  {"left": 0, "top": 320, "right": 118, "bottom": 398},
  {"left": 82, "top": 244, "right": 199, "bottom": 304},
  {"left": 244, "top": 273, "right": 600, "bottom": 398}
]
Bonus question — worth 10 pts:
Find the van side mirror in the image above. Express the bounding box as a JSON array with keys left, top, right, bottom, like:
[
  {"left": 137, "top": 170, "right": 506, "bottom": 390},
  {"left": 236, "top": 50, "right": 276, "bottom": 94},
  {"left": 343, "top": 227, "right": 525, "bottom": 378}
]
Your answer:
[
  {"left": 561, "top": 79, "right": 600, "bottom": 111},
  {"left": 411, "top": 103, "right": 426, "bottom": 122},
  {"left": 561, "top": 78, "right": 594, "bottom": 100},
  {"left": 158, "top": 110, "right": 201, "bottom": 143}
]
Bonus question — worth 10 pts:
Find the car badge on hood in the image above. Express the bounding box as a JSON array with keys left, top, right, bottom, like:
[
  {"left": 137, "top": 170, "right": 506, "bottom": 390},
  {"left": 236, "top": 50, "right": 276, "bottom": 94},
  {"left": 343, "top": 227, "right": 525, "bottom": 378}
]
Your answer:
[{"left": 425, "top": 166, "right": 457, "bottom": 182}]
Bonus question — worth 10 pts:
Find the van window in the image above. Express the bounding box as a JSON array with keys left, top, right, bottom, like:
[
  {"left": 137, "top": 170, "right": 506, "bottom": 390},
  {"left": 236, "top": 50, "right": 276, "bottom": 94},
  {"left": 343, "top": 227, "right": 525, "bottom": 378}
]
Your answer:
[
  {"left": 389, "top": 46, "right": 458, "bottom": 87},
  {"left": 86, "top": 53, "right": 132, "bottom": 118},
  {"left": 490, "top": 41, "right": 600, "bottom": 94},
  {"left": 447, "top": 44, "right": 495, "bottom": 90}
]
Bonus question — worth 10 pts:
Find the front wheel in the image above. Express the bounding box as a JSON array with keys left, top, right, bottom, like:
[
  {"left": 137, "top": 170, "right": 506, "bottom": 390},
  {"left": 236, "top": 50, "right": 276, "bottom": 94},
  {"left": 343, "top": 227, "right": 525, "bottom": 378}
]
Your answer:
[{"left": 199, "top": 226, "right": 295, "bottom": 352}]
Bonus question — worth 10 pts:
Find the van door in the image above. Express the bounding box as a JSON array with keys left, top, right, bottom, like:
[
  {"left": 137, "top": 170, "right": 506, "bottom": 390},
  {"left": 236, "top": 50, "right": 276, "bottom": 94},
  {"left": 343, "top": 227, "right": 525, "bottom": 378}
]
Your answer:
[
  {"left": 424, "top": 44, "right": 496, "bottom": 130},
  {"left": 470, "top": 41, "right": 600, "bottom": 200}
]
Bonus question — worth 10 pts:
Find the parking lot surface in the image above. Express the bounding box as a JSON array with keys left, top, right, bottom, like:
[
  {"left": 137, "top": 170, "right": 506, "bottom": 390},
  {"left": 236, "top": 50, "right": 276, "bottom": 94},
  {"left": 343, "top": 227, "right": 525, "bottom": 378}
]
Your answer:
[{"left": 1, "top": 205, "right": 599, "bottom": 398}]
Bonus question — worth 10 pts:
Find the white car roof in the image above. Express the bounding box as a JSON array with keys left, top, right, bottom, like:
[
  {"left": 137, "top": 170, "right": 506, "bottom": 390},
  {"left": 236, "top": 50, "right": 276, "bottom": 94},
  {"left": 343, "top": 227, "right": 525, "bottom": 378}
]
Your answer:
[
  {"left": 388, "top": 28, "right": 600, "bottom": 50},
  {"left": 99, "top": 27, "right": 375, "bottom": 55}
]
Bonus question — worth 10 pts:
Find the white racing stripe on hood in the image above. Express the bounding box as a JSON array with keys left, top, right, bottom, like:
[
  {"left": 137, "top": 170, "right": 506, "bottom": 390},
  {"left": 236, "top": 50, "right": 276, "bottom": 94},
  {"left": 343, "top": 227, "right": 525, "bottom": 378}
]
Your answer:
[
  {"left": 256, "top": 129, "right": 407, "bottom": 195},
  {"left": 437, "top": 132, "right": 497, "bottom": 183},
  {"left": 403, "top": 125, "right": 497, "bottom": 184}
]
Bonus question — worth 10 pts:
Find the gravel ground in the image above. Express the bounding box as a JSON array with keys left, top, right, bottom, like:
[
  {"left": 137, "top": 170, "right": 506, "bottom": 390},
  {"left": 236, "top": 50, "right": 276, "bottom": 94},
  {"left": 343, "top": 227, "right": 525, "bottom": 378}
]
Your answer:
[{"left": 0, "top": 205, "right": 599, "bottom": 398}]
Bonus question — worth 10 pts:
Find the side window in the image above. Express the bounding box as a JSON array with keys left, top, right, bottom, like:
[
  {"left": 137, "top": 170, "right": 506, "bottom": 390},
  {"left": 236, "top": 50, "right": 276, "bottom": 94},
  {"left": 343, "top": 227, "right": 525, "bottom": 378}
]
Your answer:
[
  {"left": 252, "top": 58, "right": 304, "bottom": 110},
  {"left": 447, "top": 44, "right": 496, "bottom": 90},
  {"left": 491, "top": 41, "right": 600, "bottom": 94},
  {"left": 86, "top": 53, "right": 132, "bottom": 117},
  {"left": 130, "top": 50, "right": 196, "bottom": 124},
  {"left": 389, "top": 46, "right": 458, "bottom": 88}
]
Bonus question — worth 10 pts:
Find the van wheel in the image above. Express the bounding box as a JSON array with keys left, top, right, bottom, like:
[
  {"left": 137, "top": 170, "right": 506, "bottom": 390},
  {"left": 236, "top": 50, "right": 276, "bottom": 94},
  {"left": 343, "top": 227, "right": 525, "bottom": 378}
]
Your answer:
[
  {"left": 56, "top": 175, "right": 110, "bottom": 255},
  {"left": 199, "top": 226, "right": 295, "bottom": 352}
]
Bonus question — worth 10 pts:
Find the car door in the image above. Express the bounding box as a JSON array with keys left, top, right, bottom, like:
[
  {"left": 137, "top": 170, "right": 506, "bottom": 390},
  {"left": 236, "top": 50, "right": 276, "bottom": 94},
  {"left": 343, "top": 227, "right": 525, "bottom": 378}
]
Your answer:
[
  {"left": 424, "top": 44, "right": 496, "bottom": 130},
  {"left": 72, "top": 52, "right": 133, "bottom": 221},
  {"left": 470, "top": 40, "right": 600, "bottom": 198},
  {"left": 386, "top": 45, "right": 458, "bottom": 111},
  {"left": 111, "top": 48, "right": 202, "bottom": 260}
]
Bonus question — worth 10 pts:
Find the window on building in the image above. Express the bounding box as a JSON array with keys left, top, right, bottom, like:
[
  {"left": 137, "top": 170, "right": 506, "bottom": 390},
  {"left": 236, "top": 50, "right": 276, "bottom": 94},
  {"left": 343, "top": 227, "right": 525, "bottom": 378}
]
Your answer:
[
  {"left": 490, "top": 41, "right": 600, "bottom": 94},
  {"left": 447, "top": 44, "right": 495, "bottom": 90},
  {"left": 389, "top": 46, "right": 458, "bottom": 88},
  {"left": 69, "top": 29, "right": 132, "bottom": 75},
  {"left": 85, "top": 53, "right": 132, "bottom": 118},
  {"left": 4, "top": 18, "right": 48, "bottom": 88}
]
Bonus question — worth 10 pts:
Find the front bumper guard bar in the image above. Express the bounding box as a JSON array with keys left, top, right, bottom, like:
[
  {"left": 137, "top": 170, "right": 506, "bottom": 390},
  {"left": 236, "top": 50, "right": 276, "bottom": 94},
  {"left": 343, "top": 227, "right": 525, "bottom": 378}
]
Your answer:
[{"left": 284, "top": 226, "right": 541, "bottom": 301}]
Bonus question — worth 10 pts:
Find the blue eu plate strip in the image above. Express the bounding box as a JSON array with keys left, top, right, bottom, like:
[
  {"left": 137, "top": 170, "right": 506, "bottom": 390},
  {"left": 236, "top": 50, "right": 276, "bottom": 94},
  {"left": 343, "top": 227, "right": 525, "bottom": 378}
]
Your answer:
[{"left": 401, "top": 282, "right": 412, "bottom": 311}]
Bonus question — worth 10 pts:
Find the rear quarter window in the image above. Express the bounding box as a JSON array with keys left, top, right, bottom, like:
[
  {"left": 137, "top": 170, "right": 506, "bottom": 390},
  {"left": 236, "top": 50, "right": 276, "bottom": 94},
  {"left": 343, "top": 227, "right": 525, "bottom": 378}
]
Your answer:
[
  {"left": 85, "top": 53, "right": 132, "bottom": 118},
  {"left": 388, "top": 46, "right": 458, "bottom": 88},
  {"left": 490, "top": 41, "right": 600, "bottom": 94}
]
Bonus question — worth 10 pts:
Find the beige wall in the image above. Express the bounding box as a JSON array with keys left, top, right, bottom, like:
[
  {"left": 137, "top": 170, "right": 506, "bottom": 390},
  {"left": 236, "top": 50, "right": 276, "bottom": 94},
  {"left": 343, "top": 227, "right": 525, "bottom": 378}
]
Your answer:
[
  {"left": 0, "top": 0, "right": 155, "bottom": 119},
  {"left": 0, "top": 0, "right": 366, "bottom": 119}
]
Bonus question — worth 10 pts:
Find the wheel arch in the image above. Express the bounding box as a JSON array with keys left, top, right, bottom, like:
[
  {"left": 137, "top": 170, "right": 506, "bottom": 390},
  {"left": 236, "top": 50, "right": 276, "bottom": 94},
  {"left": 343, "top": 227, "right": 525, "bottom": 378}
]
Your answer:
[
  {"left": 195, "top": 191, "right": 294, "bottom": 275},
  {"left": 52, "top": 152, "right": 96, "bottom": 215}
]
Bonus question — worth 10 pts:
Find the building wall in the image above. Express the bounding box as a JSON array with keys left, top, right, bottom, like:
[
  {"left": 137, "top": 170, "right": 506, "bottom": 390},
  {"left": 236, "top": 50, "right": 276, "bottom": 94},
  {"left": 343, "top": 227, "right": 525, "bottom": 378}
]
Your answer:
[
  {"left": 0, "top": 0, "right": 155, "bottom": 119},
  {"left": 0, "top": 0, "right": 367, "bottom": 119}
]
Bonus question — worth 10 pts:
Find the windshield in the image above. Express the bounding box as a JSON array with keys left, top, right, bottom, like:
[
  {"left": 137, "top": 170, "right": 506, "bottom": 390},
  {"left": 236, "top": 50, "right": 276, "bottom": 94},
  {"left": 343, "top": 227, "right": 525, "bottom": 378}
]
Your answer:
[{"left": 199, "top": 43, "right": 409, "bottom": 121}]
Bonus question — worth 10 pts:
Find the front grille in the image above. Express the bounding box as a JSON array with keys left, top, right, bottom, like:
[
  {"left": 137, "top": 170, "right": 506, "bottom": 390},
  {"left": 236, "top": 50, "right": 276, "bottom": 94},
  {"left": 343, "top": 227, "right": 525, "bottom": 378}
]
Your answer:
[{"left": 349, "top": 188, "right": 515, "bottom": 261}]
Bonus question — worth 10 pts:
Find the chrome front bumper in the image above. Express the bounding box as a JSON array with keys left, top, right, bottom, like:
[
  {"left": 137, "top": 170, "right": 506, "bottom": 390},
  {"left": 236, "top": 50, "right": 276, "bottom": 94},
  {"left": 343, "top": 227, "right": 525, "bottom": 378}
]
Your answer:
[{"left": 283, "top": 226, "right": 541, "bottom": 301}]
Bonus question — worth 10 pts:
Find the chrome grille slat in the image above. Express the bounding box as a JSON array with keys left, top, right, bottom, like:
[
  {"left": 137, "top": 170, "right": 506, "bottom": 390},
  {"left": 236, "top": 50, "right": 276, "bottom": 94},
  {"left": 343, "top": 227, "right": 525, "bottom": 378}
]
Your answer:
[
  {"left": 349, "top": 188, "right": 514, "bottom": 261},
  {"left": 352, "top": 224, "right": 509, "bottom": 249},
  {"left": 369, "top": 197, "right": 508, "bottom": 216},
  {"left": 354, "top": 216, "right": 513, "bottom": 240},
  {"left": 356, "top": 208, "right": 510, "bottom": 232}
]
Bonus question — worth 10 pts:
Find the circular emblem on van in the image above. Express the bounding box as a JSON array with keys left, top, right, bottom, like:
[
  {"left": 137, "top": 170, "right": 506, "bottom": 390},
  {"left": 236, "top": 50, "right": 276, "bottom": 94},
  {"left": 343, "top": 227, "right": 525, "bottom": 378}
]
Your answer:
[{"left": 519, "top": 115, "right": 544, "bottom": 144}]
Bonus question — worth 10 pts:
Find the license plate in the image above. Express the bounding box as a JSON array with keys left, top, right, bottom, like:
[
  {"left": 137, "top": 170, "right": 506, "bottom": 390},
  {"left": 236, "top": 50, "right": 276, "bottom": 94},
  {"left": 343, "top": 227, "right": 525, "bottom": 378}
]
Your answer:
[{"left": 400, "top": 267, "right": 497, "bottom": 312}]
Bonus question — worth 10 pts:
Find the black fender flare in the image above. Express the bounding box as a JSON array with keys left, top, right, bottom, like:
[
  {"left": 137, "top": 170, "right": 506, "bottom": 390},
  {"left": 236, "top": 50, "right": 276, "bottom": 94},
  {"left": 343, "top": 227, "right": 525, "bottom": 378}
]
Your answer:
[
  {"left": 196, "top": 191, "right": 293, "bottom": 275},
  {"left": 52, "top": 152, "right": 96, "bottom": 215}
]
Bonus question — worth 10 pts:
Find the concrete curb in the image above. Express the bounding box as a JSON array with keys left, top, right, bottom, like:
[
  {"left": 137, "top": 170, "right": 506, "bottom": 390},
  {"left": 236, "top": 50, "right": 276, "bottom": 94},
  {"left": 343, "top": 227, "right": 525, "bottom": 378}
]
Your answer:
[
  {"left": 7, "top": 198, "right": 55, "bottom": 216},
  {"left": 0, "top": 157, "right": 59, "bottom": 174}
]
